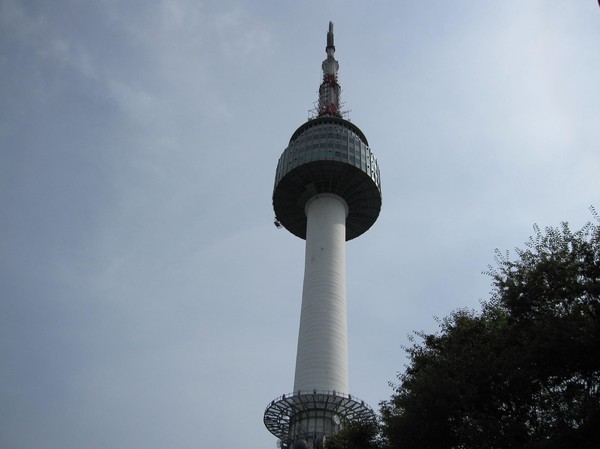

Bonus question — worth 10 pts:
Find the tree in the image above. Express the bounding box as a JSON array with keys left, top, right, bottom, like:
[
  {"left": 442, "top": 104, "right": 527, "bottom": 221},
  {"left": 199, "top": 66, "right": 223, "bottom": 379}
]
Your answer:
[
  {"left": 380, "top": 216, "right": 600, "bottom": 448},
  {"left": 324, "top": 420, "right": 380, "bottom": 449}
]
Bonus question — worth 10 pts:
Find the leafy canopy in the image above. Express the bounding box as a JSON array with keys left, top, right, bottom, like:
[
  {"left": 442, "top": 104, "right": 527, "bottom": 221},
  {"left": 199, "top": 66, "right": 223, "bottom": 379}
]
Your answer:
[{"left": 379, "top": 213, "right": 600, "bottom": 448}]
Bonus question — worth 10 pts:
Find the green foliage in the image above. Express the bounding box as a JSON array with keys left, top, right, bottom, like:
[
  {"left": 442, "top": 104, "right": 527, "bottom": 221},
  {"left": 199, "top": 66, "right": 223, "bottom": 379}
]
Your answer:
[
  {"left": 324, "top": 420, "right": 380, "bottom": 449},
  {"left": 381, "top": 214, "right": 600, "bottom": 449}
]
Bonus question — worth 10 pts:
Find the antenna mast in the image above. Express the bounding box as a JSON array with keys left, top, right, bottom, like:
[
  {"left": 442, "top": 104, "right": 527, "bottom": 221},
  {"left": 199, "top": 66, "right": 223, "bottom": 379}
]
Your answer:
[{"left": 318, "top": 22, "right": 341, "bottom": 117}]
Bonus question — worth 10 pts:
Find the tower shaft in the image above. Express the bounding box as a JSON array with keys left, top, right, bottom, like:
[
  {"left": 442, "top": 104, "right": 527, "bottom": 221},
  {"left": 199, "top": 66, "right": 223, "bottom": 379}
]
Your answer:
[{"left": 294, "top": 194, "right": 348, "bottom": 393}]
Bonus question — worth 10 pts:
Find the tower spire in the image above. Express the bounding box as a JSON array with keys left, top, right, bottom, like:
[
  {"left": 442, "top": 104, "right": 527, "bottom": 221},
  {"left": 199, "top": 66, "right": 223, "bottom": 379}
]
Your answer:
[
  {"left": 326, "top": 20, "right": 335, "bottom": 52},
  {"left": 318, "top": 21, "right": 341, "bottom": 117}
]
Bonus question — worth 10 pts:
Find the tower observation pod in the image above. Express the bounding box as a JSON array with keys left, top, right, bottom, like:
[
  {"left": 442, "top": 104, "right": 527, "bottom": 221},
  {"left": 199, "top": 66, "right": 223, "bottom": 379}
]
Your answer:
[{"left": 264, "top": 23, "right": 382, "bottom": 449}]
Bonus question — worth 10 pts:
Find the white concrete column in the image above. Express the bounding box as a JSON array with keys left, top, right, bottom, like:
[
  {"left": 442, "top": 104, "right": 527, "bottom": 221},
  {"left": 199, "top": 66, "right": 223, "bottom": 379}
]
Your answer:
[{"left": 293, "top": 194, "right": 349, "bottom": 394}]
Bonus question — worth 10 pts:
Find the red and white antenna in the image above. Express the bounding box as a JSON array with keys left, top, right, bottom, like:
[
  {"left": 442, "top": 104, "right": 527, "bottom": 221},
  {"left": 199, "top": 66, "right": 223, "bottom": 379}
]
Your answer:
[{"left": 318, "top": 22, "right": 341, "bottom": 117}]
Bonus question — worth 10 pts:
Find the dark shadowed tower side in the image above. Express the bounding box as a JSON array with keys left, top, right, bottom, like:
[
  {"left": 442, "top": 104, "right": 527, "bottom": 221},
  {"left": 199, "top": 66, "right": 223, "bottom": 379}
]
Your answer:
[{"left": 264, "top": 22, "right": 382, "bottom": 449}]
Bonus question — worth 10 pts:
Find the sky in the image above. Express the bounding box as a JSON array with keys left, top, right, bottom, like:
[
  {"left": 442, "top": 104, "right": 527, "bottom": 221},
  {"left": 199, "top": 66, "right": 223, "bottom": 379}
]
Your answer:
[{"left": 1, "top": 0, "right": 599, "bottom": 448}]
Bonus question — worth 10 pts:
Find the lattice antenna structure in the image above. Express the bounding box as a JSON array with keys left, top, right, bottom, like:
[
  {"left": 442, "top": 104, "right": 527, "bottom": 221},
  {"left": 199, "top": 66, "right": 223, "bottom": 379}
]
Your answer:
[
  {"left": 308, "top": 23, "right": 350, "bottom": 120},
  {"left": 318, "top": 22, "right": 341, "bottom": 118}
]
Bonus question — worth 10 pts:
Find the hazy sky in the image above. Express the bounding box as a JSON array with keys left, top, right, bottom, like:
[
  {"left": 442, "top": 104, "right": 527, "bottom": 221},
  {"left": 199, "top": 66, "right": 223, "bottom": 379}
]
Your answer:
[{"left": 1, "top": 1, "right": 599, "bottom": 448}]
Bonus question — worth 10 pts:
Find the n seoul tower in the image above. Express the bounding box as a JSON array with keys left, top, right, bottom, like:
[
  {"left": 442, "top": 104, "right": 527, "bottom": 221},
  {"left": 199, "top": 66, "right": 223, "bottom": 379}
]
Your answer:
[{"left": 264, "top": 22, "right": 382, "bottom": 449}]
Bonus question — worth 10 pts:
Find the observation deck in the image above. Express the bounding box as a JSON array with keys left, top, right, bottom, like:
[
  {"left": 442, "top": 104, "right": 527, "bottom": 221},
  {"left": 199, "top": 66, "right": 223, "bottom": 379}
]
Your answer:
[{"left": 273, "top": 115, "right": 382, "bottom": 241}]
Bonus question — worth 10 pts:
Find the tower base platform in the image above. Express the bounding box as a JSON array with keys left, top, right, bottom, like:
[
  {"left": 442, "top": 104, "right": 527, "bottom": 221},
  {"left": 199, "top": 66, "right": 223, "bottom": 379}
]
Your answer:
[{"left": 264, "top": 390, "right": 375, "bottom": 449}]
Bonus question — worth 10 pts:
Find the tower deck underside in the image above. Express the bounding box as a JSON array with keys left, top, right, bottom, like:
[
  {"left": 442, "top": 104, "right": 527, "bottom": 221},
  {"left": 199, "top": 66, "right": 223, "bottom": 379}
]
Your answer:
[
  {"left": 264, "top": 391, "right": 375, "bottom": 449},
  {"left": 273, "top": 117, "right": 382, "bottom": 241}
]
